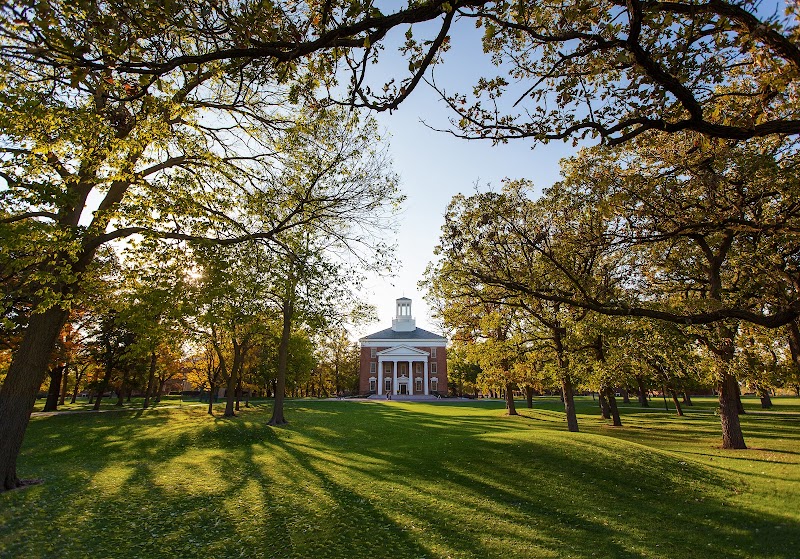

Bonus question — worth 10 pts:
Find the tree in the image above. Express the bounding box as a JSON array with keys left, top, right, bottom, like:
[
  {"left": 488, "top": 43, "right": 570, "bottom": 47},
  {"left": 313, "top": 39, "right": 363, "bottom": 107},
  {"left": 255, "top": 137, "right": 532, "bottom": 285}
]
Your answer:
[
  {"left": 0, "top": 0, "right": 465, "bottom": 490},
  {"left": 433, "top": 0, "right": 800, "bottom": 144},
  {"left": 315, "top": 328, "right": 361, "bottom": 397},
  {"left": 446, "top": 343, "right": 482, "bottom": 398}
]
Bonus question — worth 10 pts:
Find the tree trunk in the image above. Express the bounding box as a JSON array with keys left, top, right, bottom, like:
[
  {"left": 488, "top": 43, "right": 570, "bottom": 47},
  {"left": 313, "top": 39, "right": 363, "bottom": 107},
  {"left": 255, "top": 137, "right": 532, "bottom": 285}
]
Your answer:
[
  {"left": 669, "top": 389, "right": 684, "bottom": 417},
  {"left": 59, "top": 365, "right": 69, "bottom": 406},
  {"left": 0, "top": 306, "right": 69, "bottom": 491},
  {"left": 505, "top": 383, "right": 518, "bottom": 415},
  {"left": 155, "top": 378, "right": 165, "bottom": 403},
  {"left": 719, "top": 371, "right": 747, "bottom": 449},
  {"left": 524, "top": 385, "right": 534, "bottom": 408},
  {"left": 621, "top": 387, "right": 630, "bottom": 404},
  {"left": 682, "top": 392, "right": 693, "bottom": 406},
  {"left": 757, "top": 386, "right": 773, "bottom": 409},
  {"left": 143, "top": 351, "right": 157, "bottom": 409},
  {"left": 43, "top": 364, "right": 65, "bottom": 412},
  {"left": 224, "top": 339, "right": 247, "bottom": 417},
  {"left": 93, "top": 366, "right": 113, "bottom": 411},
  {"left": 208, "top": 383, "right": 216, "bottom": 415},
  {"left": 636, "top": 376, "right": 649, "bottom": 407},
  {"left": 115, "top": 369, "right": 129, "bottom": 406},
  {"left": 735, "top": 381, "right": 746, "bottom": 415},
  {"left": 598, "top": 390, "right": 610, "bottom": 419},
  {"left": 223, "top": 369, "right": 237, "bottom": 417},
  {"left": 70, "top": 368, "right": 84, "bottom": 404},
  {"left": 603, "top": 387, "right": 622, "bottom": 426},
  {"left": 235, "top": 376, "right": 242, "bottom": 412},
  {"left": 561, "top": 375, "right": 579, "bottom": 432},
  {"left": 269, "top": 297, "right": 293, "bottom": 426}
]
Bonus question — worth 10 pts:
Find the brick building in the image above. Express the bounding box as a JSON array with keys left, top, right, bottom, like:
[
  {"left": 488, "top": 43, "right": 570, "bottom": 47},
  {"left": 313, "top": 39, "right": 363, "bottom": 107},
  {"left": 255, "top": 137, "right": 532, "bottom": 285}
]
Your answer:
[{"left": 359, "top": 297, "right": 447, "bottom": 397}]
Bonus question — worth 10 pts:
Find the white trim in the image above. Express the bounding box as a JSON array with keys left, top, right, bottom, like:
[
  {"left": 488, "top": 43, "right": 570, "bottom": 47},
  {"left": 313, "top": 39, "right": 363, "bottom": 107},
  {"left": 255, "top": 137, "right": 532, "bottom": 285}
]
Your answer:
[
  {"left": 376, "top": 345, "right": 430, "bottom": 357},
  {"left": 361, "top": 339, "right": 446, "bottom": 347}
]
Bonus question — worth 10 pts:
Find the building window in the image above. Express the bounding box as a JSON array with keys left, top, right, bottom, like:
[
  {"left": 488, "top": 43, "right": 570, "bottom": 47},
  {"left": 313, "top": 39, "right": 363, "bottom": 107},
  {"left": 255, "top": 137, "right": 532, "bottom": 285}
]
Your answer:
[
  {"left": 431, "top": 347, "right": 437, "bottom": 358},
  {"left": 431, "top": 362, "right": 437, "bottom": 374},
  {"left": 370, "top": 347, "right": 376, "bottom": 358},
  {"left": 431, "top": 379, "right": 438, "bottom": 393},
  {"left": 415, "top": 379, "right": 422, "bottom": 392},
  {"left": 369, "top": 379, "right": 376, "bottom": 392},
  {"left": 370, "top": 362, "right": 376, "bottom": 373},
  {"left": 385, "top": 378, "right": 392, "bottom": 392}
]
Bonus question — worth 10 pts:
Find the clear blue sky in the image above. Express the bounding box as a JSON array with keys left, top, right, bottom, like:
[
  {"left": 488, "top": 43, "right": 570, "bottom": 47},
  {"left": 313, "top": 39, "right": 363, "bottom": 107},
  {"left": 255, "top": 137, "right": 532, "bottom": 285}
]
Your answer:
[{"left": 351, "top": 18, "right": 582, "bottom": 338}]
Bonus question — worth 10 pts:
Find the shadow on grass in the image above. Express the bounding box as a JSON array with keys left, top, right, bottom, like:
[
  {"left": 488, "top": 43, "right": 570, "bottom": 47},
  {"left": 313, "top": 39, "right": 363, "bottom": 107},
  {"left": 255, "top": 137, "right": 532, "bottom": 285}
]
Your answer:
[{"left": 1, "top": 400, "right": 798, "bottom": 558}]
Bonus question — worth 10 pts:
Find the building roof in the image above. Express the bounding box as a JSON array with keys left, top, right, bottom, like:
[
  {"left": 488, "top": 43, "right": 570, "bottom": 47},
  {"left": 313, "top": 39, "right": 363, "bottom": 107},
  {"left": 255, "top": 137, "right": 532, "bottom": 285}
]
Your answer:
[{"left": 361, "top": 327, "right": 446, "bottom": 341}]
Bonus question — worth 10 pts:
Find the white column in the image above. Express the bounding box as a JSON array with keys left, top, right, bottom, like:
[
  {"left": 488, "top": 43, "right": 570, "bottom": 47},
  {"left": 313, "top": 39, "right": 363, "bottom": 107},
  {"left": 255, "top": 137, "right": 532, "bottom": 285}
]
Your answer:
[
  {"left": 393, "top": 360, "right": 398, "bottom": 395},
  {"left": 409, "top": 361, "right": 414, "bottom": 395},
  {"left": 424, "top": 360, "right": 429, "bottom": 395},
  {"left": 377, "top": 357, "right": 383, "bottom": 395}
]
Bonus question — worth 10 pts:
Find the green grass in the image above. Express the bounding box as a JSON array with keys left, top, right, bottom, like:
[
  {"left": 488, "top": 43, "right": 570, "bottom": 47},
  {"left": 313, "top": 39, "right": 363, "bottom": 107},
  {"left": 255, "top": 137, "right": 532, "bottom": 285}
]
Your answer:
[
  {"left": 30, "top": 394, "right": 200, "bottom": 413},
  {"left": 2, "top": 396, "right": 799, "bottom": 559}
]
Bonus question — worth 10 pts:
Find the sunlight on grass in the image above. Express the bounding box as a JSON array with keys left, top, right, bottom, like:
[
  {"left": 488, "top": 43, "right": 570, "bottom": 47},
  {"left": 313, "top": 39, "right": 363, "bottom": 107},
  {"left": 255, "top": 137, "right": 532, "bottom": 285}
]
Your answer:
[{"left": 2, "top": 397, "right": 799, "bottom": 558}]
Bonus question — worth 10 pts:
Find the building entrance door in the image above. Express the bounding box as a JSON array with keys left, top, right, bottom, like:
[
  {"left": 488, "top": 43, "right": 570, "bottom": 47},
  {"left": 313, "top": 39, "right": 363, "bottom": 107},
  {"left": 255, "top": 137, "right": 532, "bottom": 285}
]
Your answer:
[{"left": 399, "top": 384, "right": 408, "bottom": 395}]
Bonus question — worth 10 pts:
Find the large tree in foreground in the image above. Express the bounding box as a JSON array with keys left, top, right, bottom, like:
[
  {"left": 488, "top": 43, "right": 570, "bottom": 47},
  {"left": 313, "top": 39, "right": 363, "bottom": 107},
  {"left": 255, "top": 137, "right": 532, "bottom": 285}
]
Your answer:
[{"left": 0, "top": 0, "right": 424, "bottom": 489}]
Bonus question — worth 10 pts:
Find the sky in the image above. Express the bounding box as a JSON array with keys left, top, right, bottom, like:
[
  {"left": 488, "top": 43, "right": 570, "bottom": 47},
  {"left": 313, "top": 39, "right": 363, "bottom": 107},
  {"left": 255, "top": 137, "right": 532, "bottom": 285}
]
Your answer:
[{"left": 350, "top": 19, "right": 582, "bottom": 338}]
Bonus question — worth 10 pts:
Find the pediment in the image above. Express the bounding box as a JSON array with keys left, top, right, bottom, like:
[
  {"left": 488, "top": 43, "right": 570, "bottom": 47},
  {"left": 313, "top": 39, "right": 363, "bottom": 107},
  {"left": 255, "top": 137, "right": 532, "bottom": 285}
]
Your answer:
[{"left": 377, "top": 345, "right": 430, "bottom": 357}]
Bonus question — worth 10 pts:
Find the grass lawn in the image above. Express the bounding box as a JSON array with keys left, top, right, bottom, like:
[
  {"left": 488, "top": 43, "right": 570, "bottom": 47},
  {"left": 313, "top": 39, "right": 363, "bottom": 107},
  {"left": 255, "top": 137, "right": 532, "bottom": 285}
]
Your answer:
[{"left": 2, "top": 396, "right": 799, "bottom": 559}]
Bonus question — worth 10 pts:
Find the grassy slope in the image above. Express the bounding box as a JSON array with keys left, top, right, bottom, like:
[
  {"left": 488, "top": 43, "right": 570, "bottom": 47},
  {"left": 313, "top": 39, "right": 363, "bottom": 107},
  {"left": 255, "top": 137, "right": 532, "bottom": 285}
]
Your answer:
[{"left": 1, "top": 396, "right": 798, "bottom": 559}]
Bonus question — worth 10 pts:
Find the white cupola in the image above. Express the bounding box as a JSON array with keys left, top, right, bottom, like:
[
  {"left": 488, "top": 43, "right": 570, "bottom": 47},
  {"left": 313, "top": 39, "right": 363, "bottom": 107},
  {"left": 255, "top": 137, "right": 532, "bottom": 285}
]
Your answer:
[{"left": 391, "top": 297, "right": 416, "bottom": 332}]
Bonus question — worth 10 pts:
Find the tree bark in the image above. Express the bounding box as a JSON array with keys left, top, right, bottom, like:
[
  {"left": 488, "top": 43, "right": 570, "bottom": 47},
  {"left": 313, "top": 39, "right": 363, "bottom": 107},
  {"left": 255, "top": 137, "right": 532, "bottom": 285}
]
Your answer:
[
  {"left": 115, "top": 369, "right": 129, "bottom": 406},
  {"left": 505, "top": 382, "right": 518, "bottom": 415},
  {"left": 756, "top": 386, "right": 773, "bottom": 409},
  {"left": 719, "top": 371, "right": 747, "bottom": 449},
  {"left": 682, "top": 392, "right": 693, "bottom": 406},
  {"left": 669, "top": 388, "right": 684, "bottom": 417},
  {"left": 603, "top": 387, "right": 622, "bottom": 426},
  {"left": 59, "top": 365, "right": 69, "bottom": 406},
  {"left": 561, "top": 375, "right": 579, "bottom": 432},
  {"left": 269, "top": 296, "right": 293, "bottom": 426},
  {"left": 70, "top": 367, "right": 84, "bottom": 404},
  {"left": 0, "top": 306, "right": 69, "bottom": 491},
  {"left": 636, "top": 376, "right": 649, "bottom": 407},
  {"left": 43, "top": 364, "right": 65, "bottom": 412},
  {"left": 598, "top": 390, "right": 610, "bottom": 419},
  {"left": 235, "top": 376, "right": 242, "bottom": 412},
  {"left": 93, "top": 365, "right": 113, "bottom": 411},
  {"left": 208, "top": 383, "right": 216, "bottom": 415},
  {"left": 143, "top": 351, "right": 157, "bottom": 409},
  {"left": 223, "top": 369, "right": 237, "bottom": 417},
  {"left": 735, "top": 381, "right": 746, "bottom": 415},
  {"left": 621, "top": 387, "right": 630, "bottom": 404},
  {"left": 154, "top": 378, "right": 165, "bottom": 403},
  {"left": 524, "top": 385, "right": 534, "bottom": 408}
]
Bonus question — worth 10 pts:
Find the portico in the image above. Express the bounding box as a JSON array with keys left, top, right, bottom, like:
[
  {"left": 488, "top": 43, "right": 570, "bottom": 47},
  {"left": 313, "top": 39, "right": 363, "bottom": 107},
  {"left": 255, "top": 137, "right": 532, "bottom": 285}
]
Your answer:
[{"left": 376, "top": 346, "right": 430, "bottom": 396}]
